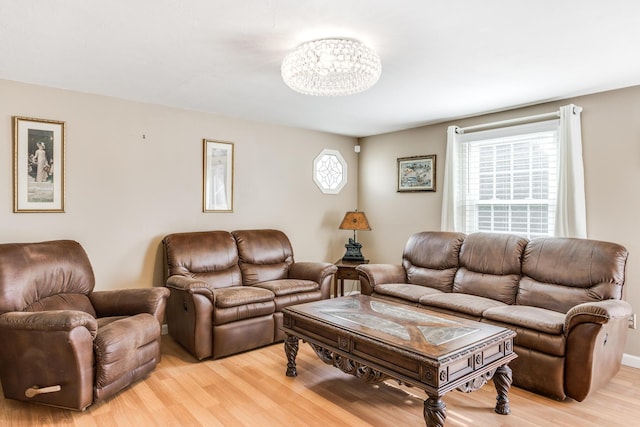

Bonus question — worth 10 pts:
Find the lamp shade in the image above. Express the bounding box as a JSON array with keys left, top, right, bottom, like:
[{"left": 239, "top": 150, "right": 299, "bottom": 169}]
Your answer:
[{"left": 339, "top": 211, "right": 371, "bottom": 231}]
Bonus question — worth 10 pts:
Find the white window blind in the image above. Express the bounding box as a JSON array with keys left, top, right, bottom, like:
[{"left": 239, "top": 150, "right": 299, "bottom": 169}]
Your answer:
[{"left": 455, "top": 120, "right": 560, "bottom": 239}]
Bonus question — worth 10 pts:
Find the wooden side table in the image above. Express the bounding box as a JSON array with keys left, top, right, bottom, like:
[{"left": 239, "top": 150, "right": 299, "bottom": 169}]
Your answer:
[{"left": 334, "top": 259, "right": 369, "bottom": 297}]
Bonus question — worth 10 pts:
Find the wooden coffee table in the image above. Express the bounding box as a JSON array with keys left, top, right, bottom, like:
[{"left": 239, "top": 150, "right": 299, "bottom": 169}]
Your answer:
[{"left": 281, "top": 295, "right": 516, "bottom": 427}]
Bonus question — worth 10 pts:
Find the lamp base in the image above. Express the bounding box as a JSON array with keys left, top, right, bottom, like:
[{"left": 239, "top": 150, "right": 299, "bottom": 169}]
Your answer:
[{"left": 342, "top": 238, "right": 365, "bottom": 262}]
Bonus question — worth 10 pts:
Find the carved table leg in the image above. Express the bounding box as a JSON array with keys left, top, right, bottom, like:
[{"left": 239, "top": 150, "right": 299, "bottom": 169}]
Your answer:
[
  {"left": 423, "top": 395, "right": 446, "bottom": 427},
  {"left": 284, "top": 334, "right": 299, "bottom": 377},
  {"left": 493, "top": 364, "right": 513, "bottom": 415}
]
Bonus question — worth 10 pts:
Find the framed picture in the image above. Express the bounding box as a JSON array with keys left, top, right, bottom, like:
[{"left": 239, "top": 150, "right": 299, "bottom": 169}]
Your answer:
[
  {"left": 397, "top": 154, "right": 436, "bottom": 192},
  {"left": 13, "top": 116, "right": 65, "bottom": 212},
  {"left": 203, "top": 139, "right": 234, "bottom": 212}
]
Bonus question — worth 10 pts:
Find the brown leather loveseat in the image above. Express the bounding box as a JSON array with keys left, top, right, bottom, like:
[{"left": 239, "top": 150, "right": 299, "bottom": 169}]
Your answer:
[
  {"left": 357, "top": 231, "right": 630, "bottom": 402},
  {"left": 0, "top": 240, "right": 169, "bottom": 411},
  {"left": 162, "top": 229, "right": 337, "bottom": 360}
]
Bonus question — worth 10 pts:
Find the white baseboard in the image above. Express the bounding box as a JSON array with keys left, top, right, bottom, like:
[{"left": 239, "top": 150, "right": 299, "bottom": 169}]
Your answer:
[
  {"left": 622, "top": 353, "right": 640, "bottom": 369},
  {"left": 161, "top": 323, "right": 168, "bottom": 335}
]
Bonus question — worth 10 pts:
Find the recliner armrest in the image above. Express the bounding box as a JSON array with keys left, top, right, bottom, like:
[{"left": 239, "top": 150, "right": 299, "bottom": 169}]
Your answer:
[
  {"left": 90, "top": 288, "right": 170, "bottom": 324},
  {"left": 564, "top": 299, "right": 631, "bottom": 401},
  {"left": 0, "top": 310, "right": 97, "bottom": 410},
  {"left": 289, "top": 262, "right": 337, "bottom": 300},
  {"left": 288, "top": 262, "right": 337, "bottom": 284},
  {"left": 0, "top": 310, "right": 97, "bottom": 338},
  {"left": 564, "top": 299, "right": 632, "bottom": 333},
  {"left": 166, "top": 275, "right": 215, "bottom": 298},
  {"left": 356, "top": 264, "right": 407, "bottom": 295}
]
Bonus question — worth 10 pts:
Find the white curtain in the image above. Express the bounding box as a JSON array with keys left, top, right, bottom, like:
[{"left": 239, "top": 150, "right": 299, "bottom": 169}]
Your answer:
[
  {"left": 440, "top": 105, "right": 586, "bottom": 238},
  {"left": 554, "top": 104, "right": 587, "bottom": 238},
  {"left": 441, "top": 125, "right": 459, "bottom": 232}
]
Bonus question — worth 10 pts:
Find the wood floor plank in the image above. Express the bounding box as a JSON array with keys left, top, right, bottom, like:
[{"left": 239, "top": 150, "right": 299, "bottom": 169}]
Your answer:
[{"left": 1, "top": 335, "right": 639, "bottom": 426}]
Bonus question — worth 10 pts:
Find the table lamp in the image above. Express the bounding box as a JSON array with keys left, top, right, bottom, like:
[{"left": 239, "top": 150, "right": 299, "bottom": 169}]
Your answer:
[{"left": 339, "top": 210, "right": 371, "bottom": 262}]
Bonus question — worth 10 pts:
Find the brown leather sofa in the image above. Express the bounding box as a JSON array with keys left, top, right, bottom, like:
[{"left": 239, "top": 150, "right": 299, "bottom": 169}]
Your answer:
[
  {"left": 0, "top": 240, "right": 169, "bottom": 411},
  {"left": 162, "top": 229, "right": 337, "bottom": 360},
  {"left": 357, "top": 231, "right": 631, "bottom": 402}
]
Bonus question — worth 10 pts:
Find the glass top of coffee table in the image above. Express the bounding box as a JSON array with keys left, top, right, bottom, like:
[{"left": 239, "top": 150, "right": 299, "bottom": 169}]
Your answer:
[{"left": 284, "top": 295, "right": 509, "bottom": 356}]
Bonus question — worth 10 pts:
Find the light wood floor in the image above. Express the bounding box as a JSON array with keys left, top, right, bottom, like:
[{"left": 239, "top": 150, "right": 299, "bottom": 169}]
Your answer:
[{"left": 2, "top": 335, "right": 639, "bottom": 426}]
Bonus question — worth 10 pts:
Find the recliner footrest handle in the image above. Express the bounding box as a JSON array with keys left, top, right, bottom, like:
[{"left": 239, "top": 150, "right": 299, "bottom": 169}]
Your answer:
[{"left": 25, "top": 385, "right": 61, "bottom": 398}]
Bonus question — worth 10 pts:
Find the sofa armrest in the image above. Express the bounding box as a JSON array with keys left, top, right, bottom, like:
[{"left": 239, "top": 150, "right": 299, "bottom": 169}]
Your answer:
[
  {"left": 90, "top": 287, "right": 170, "bottom": 324},
  {"left": 356, "top": 264, "right": 407, "bottom": 295},
  {"left": 166, "top": 275, "right": 215, "bottom": 298},
  {"left": 289, "top": 262, "right": 338, "bottom": 283},
  {"left": 165, "top": 275, "right": 217, "bottom": 360},
  {"left": 564, "top": 299, "right": 631, "bottom": 401},
  {"left": 0, "top": 310, "right": 98, "bottom": 337},
  {"left": 564, "top": 300, "right": 632, "bottom": 333},
  {"left": 289, "top": 262, "right": 338, "bottom": 300}
]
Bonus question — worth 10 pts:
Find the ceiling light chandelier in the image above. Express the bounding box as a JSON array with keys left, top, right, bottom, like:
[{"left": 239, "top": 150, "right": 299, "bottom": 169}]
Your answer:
[{"left": 281, "top": 38, "right": 382, "bottom": 96}]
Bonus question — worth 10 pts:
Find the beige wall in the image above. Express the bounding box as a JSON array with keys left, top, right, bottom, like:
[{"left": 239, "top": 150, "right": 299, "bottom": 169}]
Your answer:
[
  {"left": 3, "top": 78, "right": 638, "bottom": 356},
  {"left": 358, "top": 85, "right": 640, "bottom": 357},
  {"left": 0, "top": 79, "right": 358, "bottom": 290}
]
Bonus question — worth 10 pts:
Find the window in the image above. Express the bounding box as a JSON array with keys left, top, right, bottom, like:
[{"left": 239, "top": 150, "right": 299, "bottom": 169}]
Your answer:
[
  {"left": 455, "top": 120, "right": 559, "bottom": 239},
  {"left": 313, "top": 149, "right": 347, "bottom": 194}
]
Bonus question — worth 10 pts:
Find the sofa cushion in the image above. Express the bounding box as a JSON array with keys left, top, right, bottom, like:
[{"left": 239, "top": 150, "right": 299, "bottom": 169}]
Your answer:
[
  {"left": 518, "top": 237, "right": 628, "bottom": 313},
  {"left": 402, "top": 231, "right": 465, "bottom": 292},
  {"left": 483, "top": 320, "right": 566, "bottom": 357},
  {"left": 233, "top": 229, "right": 295, "bottom": 286},
  {"left": 272, "top": 291, "right": 323, "bottom": 311},
  {"left": 253, "top": 278, "right": 322, "bottom": 311},
  {"left": 483, "top": 305, "right": 565, "bottom": 335},
  {"left": 482, "top": 305, "right": 566, "bottom": 357},
  {"left": 163, "top": 231, "right": 242, "bottom": 289},
  {"left": 419, "top": 292, "right": 506, "bottom": 317},
  {"left": 214, "top": 286, "right": 274, "bottom": 308},
  {"left": 375, "top": 283, "right": 443, "bottom": 303},
  {"left": 453, "top": 232, "right": 528, "bottom": 304},
  {"left": 213, "top": 301, "right": 276, "bottom": 325},
  {"left": 213, "top": 285, "right": 276, "bottom": 327},
  {"left": 517, "top": 277, "right": 601, "bottom": 316},
  {"left": 252, "top": 279, "right": 318, "bottom": 296}
]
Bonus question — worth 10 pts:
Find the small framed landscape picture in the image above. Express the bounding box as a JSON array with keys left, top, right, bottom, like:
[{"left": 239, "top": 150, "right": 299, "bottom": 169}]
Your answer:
[
  {"left": 13, "top": 116, "right": 65, "bottom": 212},
  {"left": 203, "top": 139, "right": 234, "bottom": 212},
  {"left": 397, "top": 154, "right": 436, "bottom": 192}
]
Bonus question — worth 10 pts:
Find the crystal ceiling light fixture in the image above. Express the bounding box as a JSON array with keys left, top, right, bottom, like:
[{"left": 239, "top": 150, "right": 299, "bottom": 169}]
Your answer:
[{"left": 281, "top": 38, "right": 382, "bottom": 96}]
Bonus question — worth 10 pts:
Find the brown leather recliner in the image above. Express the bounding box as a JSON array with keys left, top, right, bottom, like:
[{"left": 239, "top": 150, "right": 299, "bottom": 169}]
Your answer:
[{"left": 0, "top": 240, "right": 169, "bottom": 411}]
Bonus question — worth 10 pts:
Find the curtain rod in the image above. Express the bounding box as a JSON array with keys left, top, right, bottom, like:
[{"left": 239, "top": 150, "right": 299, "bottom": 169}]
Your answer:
[{"left": 456, "top": 105, "right": 582, "bottom": 134}]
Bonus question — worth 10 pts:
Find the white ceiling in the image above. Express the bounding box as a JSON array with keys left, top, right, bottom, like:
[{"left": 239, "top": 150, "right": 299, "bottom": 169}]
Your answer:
[{"left": 2, "top": 1, "right": 640, "bottom": 137}]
